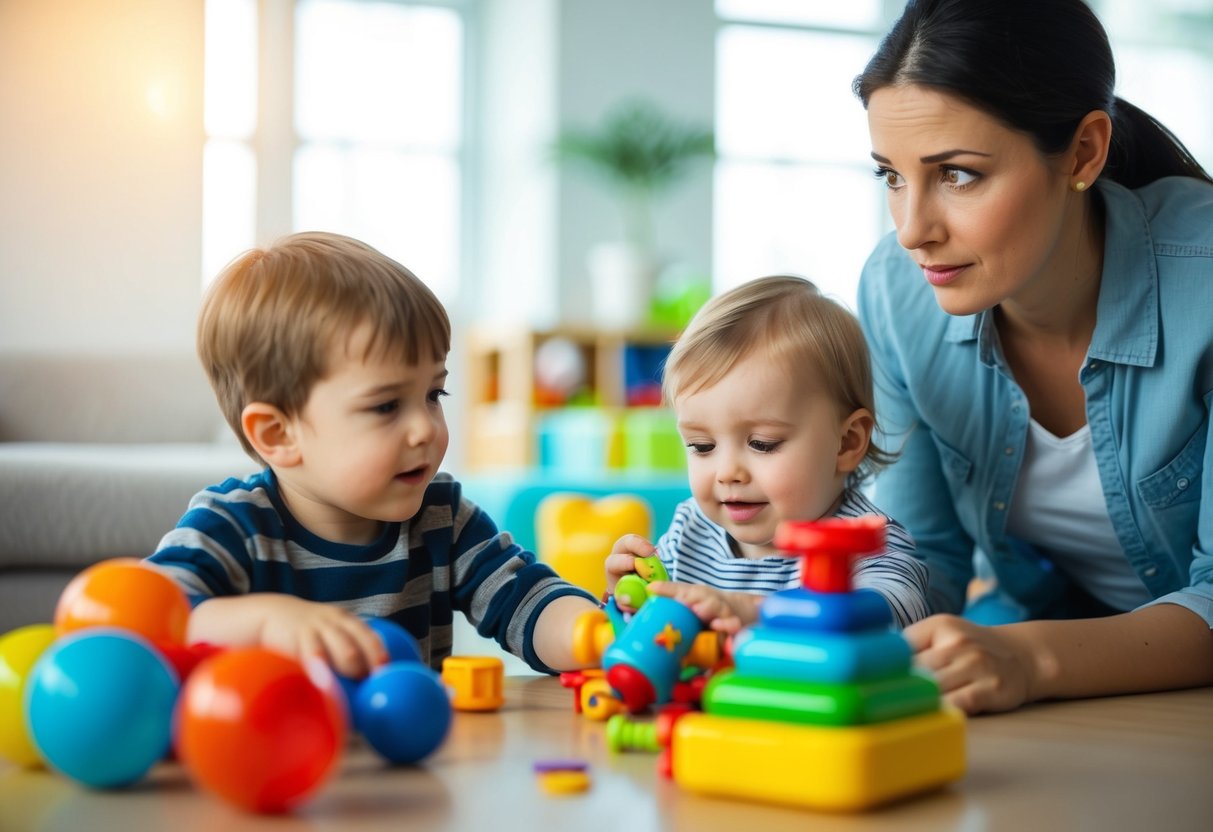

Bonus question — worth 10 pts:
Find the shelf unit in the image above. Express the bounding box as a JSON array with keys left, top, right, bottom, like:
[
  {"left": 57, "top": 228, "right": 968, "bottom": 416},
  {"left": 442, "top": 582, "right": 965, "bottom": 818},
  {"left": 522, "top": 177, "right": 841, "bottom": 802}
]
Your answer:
[{"left": 464, "top": 326, "right": 681, "bottom": 471}]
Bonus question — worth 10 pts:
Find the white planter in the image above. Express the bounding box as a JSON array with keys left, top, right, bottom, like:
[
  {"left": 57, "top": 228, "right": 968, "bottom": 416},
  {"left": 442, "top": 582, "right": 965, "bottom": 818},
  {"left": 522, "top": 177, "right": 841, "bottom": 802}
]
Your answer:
[{"left": 587, "top": 242, "right": 660, "bottom": 328}]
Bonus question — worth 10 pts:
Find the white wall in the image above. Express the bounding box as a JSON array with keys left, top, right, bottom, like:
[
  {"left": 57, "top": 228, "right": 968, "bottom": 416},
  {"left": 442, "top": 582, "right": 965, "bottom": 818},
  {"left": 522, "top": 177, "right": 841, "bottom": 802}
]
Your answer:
[
  {"left": 0, "top": 0, "right": 716, "bottom": 355},
  {"left": 0, "top": 0, "right": 205, "bottom": 354}
]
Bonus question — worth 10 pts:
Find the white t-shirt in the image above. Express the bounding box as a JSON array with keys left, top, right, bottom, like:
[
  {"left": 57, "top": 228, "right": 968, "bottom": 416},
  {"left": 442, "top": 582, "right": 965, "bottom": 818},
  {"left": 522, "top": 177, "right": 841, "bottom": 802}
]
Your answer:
[{"left": 1006, "top": 419, "right": 1151, "bottom": 611}]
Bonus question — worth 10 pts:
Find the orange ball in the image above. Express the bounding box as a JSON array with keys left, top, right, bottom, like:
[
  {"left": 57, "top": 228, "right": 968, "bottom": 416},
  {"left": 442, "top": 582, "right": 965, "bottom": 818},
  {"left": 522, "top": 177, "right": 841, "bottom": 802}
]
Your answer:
[
  {"left": 175, "top": 647, "right": 347, "bottom": 813},
  {"left": 54, "top": 558, "right": 190, "bottom": 647}
]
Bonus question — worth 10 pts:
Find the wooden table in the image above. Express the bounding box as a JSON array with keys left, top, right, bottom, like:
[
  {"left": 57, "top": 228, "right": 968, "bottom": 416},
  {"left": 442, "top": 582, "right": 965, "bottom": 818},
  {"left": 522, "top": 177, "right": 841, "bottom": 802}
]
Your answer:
[{"left": 1, "top": 677, "right": 1210, "bottom": 831}]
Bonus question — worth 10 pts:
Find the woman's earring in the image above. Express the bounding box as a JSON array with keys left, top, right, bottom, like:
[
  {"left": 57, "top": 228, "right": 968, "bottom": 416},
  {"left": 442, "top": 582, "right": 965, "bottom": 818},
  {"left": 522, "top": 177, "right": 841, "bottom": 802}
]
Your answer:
[{"left": 1073, "top": 181, "right": 1087, "bottom": 192}]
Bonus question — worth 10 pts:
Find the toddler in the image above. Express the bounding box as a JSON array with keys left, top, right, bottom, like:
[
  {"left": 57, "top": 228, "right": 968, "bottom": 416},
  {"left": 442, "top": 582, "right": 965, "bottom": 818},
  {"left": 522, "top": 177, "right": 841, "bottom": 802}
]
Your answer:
[{"left": 606, "top": 275, "right": 929, "bottom": 632}]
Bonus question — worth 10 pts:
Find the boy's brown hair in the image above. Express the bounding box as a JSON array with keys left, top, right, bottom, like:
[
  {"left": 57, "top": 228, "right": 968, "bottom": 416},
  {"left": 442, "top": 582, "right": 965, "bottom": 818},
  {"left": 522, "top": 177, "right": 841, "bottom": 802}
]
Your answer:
[
  {"left": 662, "top": 274, "right": 894, "bottom": 482},
  {"left": 198, "top": 231, "right": 450, "bottom": 461}
]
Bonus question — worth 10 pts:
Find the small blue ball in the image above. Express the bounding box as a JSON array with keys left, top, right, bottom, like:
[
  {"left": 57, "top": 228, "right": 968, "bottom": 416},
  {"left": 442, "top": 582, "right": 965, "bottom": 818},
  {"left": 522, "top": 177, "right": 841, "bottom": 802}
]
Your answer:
[
  {"left": 366, "top": 617, "right": 423, "bottom": 664},
  {"left": 25, "top": 629, "right": 179, "bottom": 788},
  {"left": 354, "top": 663, "right": 451, "bottom": 764},
  {"left": 337, "top": 618, "right": 425, "bottom": 724}
]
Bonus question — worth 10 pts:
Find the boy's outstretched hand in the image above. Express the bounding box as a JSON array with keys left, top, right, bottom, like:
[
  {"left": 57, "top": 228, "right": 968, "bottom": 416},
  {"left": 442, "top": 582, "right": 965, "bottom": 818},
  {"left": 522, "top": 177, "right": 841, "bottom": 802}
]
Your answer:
[
  {"left": 187, "top": 593, "right": 389, "bottom": 679},
  {"left": 644, "top": 581, "right": 763, "bottom": 635}
]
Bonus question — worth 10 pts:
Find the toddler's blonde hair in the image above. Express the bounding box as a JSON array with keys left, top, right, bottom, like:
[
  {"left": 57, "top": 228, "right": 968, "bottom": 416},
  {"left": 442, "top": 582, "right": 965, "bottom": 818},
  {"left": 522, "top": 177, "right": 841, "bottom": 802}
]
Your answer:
[
  {"left": 662, "top": 274, "right": 894, "bottom": 482},
  {"left": 197, "top": 231, "right": 450, "bottom": 461}
]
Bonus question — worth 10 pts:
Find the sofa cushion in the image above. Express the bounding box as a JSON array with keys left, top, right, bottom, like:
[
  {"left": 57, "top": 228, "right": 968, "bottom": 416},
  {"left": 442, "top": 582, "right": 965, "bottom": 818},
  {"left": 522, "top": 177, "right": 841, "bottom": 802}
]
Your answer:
[
  {"left": 0, "top": 442, "right": 254, "bottom": 569},
  {"left": 0, "top": 353, "right": 227, "bottom": 443}
]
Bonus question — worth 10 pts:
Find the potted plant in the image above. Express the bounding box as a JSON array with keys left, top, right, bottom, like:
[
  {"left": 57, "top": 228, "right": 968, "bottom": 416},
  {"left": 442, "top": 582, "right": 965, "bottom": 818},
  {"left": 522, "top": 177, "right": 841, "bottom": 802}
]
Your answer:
[{"left": 553, "top": 99, "right": 715, "bottom": 327}]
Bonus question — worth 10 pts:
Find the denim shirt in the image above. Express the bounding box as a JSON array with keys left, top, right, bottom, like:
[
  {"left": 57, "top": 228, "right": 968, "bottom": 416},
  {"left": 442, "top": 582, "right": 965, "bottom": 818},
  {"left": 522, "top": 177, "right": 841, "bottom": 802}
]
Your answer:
[{"left": 857, "top": 176, "right": 1213, "bottom": 627}]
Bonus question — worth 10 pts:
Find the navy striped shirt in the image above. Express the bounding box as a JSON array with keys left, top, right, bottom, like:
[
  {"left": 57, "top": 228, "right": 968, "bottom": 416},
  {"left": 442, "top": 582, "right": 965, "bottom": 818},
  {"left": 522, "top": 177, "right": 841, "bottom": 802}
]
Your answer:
[
  {"left": 657, "top": 489, "right": 930, "bottom": 628},
  {"left": 147, "top": 470, "right": 594, "bottom": 673}
]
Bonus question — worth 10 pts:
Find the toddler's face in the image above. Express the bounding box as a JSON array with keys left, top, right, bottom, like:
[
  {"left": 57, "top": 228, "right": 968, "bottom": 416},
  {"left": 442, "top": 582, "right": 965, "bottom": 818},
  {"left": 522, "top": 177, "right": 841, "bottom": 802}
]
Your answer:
[
  {"left": 277, "top": 324, "right": 450, "bottom": 544},
  {"left": 675, "top": 351, "right": 857, "bottom": 559}
]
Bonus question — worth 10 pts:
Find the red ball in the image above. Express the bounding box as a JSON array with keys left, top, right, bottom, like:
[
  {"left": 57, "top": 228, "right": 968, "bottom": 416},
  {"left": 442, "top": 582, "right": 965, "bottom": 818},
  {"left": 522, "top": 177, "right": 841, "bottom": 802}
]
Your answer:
[
  {"left": 175, "top": 647, "right": 347, "bottom": 813},
  {"left": 54, "top": 558, "right": 190, "bottom": 646}
]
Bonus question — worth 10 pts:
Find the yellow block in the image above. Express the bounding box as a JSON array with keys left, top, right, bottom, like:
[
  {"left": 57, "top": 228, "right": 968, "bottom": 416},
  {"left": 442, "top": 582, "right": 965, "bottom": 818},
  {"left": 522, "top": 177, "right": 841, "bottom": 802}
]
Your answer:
[
  {"left": 441, "top": 656, "right": 505, "bottom": 712},
  {"left": 536, "top": 493, "right": 651, "bottom": 599},
  {"left": 672, "top": 709, "right": 965, "bottom": 811}
]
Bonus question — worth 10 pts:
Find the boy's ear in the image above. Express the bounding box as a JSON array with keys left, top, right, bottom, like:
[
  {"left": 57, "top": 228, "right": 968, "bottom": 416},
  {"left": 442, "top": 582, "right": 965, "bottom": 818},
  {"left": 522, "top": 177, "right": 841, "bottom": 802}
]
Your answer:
[
  {"left": 837, "top": 408, "right": 874, "bottom": 475},
  {"left": 241, "top": 402, "right": 302, "bottom": 468}
]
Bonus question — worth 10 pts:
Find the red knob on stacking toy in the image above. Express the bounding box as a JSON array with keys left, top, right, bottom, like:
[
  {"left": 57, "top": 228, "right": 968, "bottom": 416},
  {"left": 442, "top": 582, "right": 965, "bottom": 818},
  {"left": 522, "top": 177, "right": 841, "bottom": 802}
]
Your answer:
[{"left": 774, "top": 516, "right": 887, "bottom": 593}]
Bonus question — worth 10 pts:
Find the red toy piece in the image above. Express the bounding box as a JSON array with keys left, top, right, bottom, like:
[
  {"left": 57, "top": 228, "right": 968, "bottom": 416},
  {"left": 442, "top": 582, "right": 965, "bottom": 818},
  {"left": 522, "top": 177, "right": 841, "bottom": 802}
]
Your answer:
[{"left": 774, "top": 515, "right": 887, "bottom": 593}]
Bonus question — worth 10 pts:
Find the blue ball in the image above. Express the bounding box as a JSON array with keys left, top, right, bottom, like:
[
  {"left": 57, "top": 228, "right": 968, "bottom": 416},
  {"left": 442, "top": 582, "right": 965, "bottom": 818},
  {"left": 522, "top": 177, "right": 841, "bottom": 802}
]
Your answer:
[
  {"left": 337, "top": 618, "right": 425, "bottom": 724},
  {"left": 367, "top": 617, "right": 423, "bottom": 664},
  {"left": 25, "top": 629, "right": 179, "bottom": 788},
  {"left": 354, "top": 663, "right": 451, "bottom": 764}
]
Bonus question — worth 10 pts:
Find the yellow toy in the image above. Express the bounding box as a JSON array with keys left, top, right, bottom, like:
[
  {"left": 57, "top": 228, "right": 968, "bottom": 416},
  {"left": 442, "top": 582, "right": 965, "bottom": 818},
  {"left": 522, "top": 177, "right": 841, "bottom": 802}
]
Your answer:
[
  {"left": 441, "top": 656, "right": 505, "bottom": 712},
  {"left": 536, "top": 494, "right": 651, "bottom": 598},
  {"left": 0, "top": 623, "right": 59, "bottom": 767},
  {"left": 671, "top": 709, "right": 964, "bottom": 811}
]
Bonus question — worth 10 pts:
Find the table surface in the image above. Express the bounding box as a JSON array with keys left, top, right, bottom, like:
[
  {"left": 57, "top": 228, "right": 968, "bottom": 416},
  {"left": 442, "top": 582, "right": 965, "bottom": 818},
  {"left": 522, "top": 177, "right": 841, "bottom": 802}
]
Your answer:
[{"left": 2, "top": 677, "right": 1211, "bottom": 832}]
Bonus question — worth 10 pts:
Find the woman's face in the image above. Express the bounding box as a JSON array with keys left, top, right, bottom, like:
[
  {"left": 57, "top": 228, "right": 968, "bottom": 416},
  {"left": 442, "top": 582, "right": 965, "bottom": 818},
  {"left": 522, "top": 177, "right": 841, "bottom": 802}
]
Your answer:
[{"left": 866, "top": 84, "right": 1076, "bottom": 317}]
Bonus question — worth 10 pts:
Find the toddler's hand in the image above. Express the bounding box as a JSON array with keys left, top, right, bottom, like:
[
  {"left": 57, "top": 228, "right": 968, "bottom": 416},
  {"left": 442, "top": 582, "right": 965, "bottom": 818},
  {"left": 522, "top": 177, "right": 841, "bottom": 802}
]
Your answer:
[
  {"left": 645, "top": 581, "right": 761, "bottom": 635},
  {"left": 256, "top": 595, "right": 388, "bottom": 679},
  {"left": 604, "top": 534, "right": 658, "bottom": 604}
]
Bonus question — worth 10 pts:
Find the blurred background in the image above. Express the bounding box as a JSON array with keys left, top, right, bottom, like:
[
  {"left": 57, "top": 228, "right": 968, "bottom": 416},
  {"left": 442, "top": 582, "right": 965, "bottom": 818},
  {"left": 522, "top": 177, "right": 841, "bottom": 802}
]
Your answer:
[{"left": 3, "top": 0, "right": 1212, "bottom": 667}]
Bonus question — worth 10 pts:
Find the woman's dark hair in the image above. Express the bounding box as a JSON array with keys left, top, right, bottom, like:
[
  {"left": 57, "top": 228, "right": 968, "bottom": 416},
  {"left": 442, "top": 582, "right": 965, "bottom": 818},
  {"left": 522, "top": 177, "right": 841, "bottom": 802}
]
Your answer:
[{"left": 853, "top": 0, "right": 1212, "bottom": 188}]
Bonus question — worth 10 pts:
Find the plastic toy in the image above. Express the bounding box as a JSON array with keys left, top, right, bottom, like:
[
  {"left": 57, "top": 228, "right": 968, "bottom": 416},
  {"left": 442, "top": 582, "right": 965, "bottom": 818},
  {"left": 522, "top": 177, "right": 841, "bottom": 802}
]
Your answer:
[
  {"left": 536, "top": 493, "right": 652, "bottom": 598},
  {"left": 667, "top": 516, "right": 966, "bottom": 811},
  {"left": 536, "top": 769, "right": 591, "bottom": 795},
  {"left": 613, "top": 553, "right": 669, "bottom": 609},
  {"left": 53, "top": 558, "right": 190, "bottom": 648},
  {"left": 0, "top": 623, "right": 59, "bottom": 767},
  {"left": 602, "top": 595, "right": 705, "bottom": 712},
  {"left": 441, "top": 655, "right": 505, "bottom": 712},
  {"left": 24, "top": 629, "right": 179, "bottom": 788},
  {"left": 606, "top": 706, "right": 690, "bottom": 754},
  {"left": 337, "top": 616, "right": 424, "bottom": 716},
  {"left": 534, "top": 335, "right": 588, "bottom": 406},
  {"left": 533, "top": 760, "right": 592, "bottom": 796},
  {"left": 176, "top": 646, "right": 346, "bottom": 813},
  {"left": 605, "top": 714, "right": 662, "bottom": 753},
  {"left": 355, "top": 662, "right": 452, "bottom": 764},
  {"left": 367, "top": 617, "right": 424, "bottom": 664}
]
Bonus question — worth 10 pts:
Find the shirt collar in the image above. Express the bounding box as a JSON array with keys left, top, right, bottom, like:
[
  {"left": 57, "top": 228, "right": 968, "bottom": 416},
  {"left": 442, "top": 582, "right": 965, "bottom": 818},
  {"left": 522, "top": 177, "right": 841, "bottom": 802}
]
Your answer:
[{"left": 942, "top": 179, "right": 1159, "bottom": 368}]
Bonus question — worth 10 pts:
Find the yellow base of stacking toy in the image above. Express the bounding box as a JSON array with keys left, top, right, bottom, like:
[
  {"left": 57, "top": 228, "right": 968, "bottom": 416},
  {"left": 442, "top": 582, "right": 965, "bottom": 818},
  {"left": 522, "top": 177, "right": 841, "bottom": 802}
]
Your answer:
[{"left": 671, "top": 708, "right": 965, "bottom": 811}]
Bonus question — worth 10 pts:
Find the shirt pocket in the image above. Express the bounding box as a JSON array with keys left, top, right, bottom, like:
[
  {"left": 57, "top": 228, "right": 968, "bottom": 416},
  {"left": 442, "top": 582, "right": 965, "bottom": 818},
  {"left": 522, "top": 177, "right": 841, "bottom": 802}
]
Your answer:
[
  {"left": 930, "top": 432, "right": 974, "bottom": 485},
  {"left": 1136, "top": 419, "right": 1206, "bottom": 510}
]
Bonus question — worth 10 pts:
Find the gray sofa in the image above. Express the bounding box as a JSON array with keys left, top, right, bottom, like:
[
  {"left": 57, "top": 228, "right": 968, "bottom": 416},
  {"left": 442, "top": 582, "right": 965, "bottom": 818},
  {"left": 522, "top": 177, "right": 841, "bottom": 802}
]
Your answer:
[{"left": 0, "top": 353, "right": 255, "bottom": 633}]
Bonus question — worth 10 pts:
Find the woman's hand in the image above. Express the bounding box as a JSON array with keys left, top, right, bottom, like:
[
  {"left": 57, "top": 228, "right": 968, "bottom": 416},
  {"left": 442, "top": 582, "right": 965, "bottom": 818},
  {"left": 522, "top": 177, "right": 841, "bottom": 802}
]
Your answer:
[
  {"left": 645, "top": 581, "right": 762, "bottom": 635},
  {"left": 189, "top": 593, "right": 388, "bottom": 679},
  {"left": 904, "top": 613, "right": 1035, "bottom": 715}
]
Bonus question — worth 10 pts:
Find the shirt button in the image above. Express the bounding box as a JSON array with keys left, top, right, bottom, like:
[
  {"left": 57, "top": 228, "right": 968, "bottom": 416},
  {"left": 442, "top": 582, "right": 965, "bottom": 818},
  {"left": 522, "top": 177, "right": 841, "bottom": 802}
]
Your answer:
[
  {"left": 1177, "top": 477, "right": 1190, "bottom": 490},
  {"left": 1004, "top": 447, "right": 1015, "bottom": 456},
  {"left": 1144, "top": 566, "right": 1158, "bottom": 577},
  {"left": 993, "top": 501, "right": 1006, "bottom": 511},
  {"left": 1088, "top": 361, "right": 1100, "bottom": 371}
]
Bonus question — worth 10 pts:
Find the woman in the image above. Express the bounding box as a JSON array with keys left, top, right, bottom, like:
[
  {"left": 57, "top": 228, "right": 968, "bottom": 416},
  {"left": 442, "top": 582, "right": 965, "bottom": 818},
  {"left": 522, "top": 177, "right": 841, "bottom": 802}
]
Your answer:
[{"left": 854, "top": 0, "right": 1213, "bottom": 714}]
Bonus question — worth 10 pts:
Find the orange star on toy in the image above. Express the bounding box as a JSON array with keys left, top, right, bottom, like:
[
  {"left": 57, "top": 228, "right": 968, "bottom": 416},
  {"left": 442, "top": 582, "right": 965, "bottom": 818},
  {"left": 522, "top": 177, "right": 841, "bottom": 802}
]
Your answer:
[{"left": 654, "top": 623, "right": 682, "bottom": 652}]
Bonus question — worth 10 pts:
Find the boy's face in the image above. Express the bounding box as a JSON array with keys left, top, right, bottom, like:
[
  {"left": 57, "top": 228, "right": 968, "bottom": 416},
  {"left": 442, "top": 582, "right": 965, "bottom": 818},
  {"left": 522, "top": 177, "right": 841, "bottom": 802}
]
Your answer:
[
  {"left": 675, "top": 350, "right": 855, "bottom": 559},
  {"left": 277, "top": 325, "right": 450, "bottom": 544}
]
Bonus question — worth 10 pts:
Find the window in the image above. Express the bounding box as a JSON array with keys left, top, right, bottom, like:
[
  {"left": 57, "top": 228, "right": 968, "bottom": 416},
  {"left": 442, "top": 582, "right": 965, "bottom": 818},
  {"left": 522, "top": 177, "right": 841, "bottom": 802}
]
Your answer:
[
  {"left": 713, "top": 5, "right": 887, "bottom": 311},
  {"left": 203, "top": 0, "right": 468, "bottom": 298},
  {"left": 713, "top": 0, "right": 1213, "bottom": 311}
]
